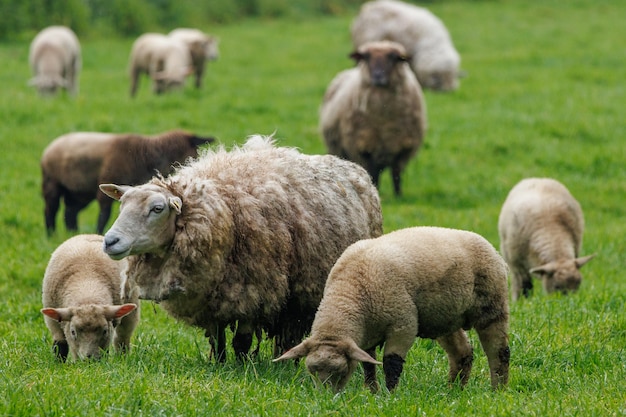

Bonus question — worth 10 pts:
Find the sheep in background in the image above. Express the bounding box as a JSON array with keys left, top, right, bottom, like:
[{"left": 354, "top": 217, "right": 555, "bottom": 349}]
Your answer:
[
  {"left": 275, "top": 227, "right": 510, "bottom": 393},
  {"left": 28, "top": 26, "right": 81, "bottom": 96},
  {"left": 41, "top": 234, "right": 139, "bottom": 361},
  {"left": 169, "top": 28, "right": 219, "bottom": 89},
  {"left": 498, "top": 177, "right": 595, "bottom": 300},
  {"left": 100, "top": 135, "right": 383, "bottom": 362},
  {"left": 41, "top": 129, "right": 214, "bottom": 235},
  {"left": 351, "top": 0, "right": 462, "bottom": 91},
  {"left": 320, "top": 40, "right": 426, "bottom": 196}
]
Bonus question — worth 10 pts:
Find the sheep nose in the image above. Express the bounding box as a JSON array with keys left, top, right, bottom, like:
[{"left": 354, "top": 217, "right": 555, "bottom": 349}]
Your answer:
[{"left": 104, "top": 235, "right": 119, "bottom": 250}]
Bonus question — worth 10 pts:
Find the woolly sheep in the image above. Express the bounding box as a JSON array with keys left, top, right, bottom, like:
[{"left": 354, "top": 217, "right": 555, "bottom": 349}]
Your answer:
[
  {"left": 320, "top": 41, "right": 426, "bottom": 196},
  {"left": 128, "top": 33, "right": 192, "bottom": 96},
  {"left": 41, "top": 129, "right": 214, "bottom": 235},
  {"left": 100, "top": 135, "right": 383, "bottom": 362},
  {"left": 168, "top": 28, "right": 219, "bottom": 89},
  {"left": 275, "top": 226, "right": 510, "bottom": 393},
  {"left": 498, "top": 178, "right": 595, "bottom": 301},
  {"left": 28, "top": 25, "right": 81, "bottom": 96},
  {"left": 41, "top": 234, "right": 139, "bottom": 361},
  {"left": 351, "top": 0, "right": 462, "bottom": 91}
]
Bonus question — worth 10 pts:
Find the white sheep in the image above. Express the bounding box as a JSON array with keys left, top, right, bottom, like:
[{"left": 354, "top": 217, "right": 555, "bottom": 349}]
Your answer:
[
  {"left": 99, "top": 135, "right": 383, "bottom": 362},
  {"left": 128, "top": 33, "right": 191, "bottom": 97},
  {"left": 320, "top": 40, "right": 427, "bottom": 196},
  {"left": 41, "top": 234, "right": 139, "bottom": 361},
  {"left": 498, "top": 177, "right": 595, "bottom": 301},
  {"left": 351, "top": 0, "right": 462, "bottom": 91},
  {"left": 28, "top": 25, "right": 81, "bottom": 96},
  {"left": 275, "top": 226, "right": 510, "bottom": 393},
  {"left": 168, "top": 28, "right": 219, "bottom": 89}
]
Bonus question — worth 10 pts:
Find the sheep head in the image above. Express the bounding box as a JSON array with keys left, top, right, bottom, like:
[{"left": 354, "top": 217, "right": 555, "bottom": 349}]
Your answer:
[
  {"left": 529, "top": 254, "right": 596, "bottom": 295},
  {"left": 350, "top": 41, "right": 410, "bottom": 87}
]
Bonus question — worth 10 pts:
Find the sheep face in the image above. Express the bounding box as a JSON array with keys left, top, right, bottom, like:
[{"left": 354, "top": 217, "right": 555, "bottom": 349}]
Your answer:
[
  {"left": 351, "top": 42, "right": 409, "bottom": 87},
  {"left": 530, "top": 255, "right": 595, "bottom": 295},
  {"left": 29, "top": 76, "right": 68, "bottom": 96}
]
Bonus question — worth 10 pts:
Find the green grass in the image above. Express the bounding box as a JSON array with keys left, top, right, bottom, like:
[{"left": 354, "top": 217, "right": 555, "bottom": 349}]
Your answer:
[{"left": 1, "top": 0, "right": 625, "bottom": 415}]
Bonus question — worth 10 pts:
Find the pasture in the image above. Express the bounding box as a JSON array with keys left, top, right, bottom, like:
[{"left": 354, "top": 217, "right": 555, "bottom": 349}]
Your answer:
[{"left": 1, "top": 0, "right": 624, "bottom": 415}]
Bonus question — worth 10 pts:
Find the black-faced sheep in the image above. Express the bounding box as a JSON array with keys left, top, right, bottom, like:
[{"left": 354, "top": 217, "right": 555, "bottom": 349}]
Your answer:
[
  {"left": 351, "top": 0, "right": 462, "bottom": 91},
  {"left": 41, "top": 234, "right": 139, "bottom": 361},
  {"left": 275, "top": 226, "right": 510, "bottom": 393},
  {"left": 498, "top": 177, "right": 595, "bottom": 301},
  {"left": 100, "top": 135, "right": 383, "bottom": 362},
  {"left": 28, "top": 25, "right": 81, "bottom": 96},
  {"left": 128, "top": 33, "right": 191, "bottom": 97},
  {"left": 320, "top": 40, "right": 427, "bottom": 196},
  {"left": 41, "top": 129, "right": 214, "bottom": 235},
  {"left": 168, "top": 28, "right": 219, "bottom": 89}
]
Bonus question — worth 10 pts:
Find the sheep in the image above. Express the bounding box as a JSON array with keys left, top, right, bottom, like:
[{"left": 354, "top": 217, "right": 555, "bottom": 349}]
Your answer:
[
  {"left": 128, "top": 33, "right": 192, "bottom": 97},
  {"left": 351, "top": 0, "right": 462, "bottom": 91},
  {"left": 28, "top": 25, "right": 81, "bottom": 96},
  {"left": 168, "top": 28, "right": 219, "bottom": 89},
  {"left": 41, "top": 129, "right": 214, "bottom": 235},
  {"left": 320, "top": 40, "right": 427, "bottom": 196},
  {"left": 99, "top": 135, "right": 383, "bottom": 362},
  {"left": 41, "top": 234, "right": 139, "bottom": 361},
  {"left": 275, "top": 226, "right": 510, "bottom": 393},
  {"left": 498, "top": 178, "right": 595, "bottom": 301}
]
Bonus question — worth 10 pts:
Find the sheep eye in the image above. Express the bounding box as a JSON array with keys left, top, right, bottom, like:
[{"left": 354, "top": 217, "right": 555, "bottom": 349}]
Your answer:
[
  {"left": 103, "top": 328, "right": 108, "bottom": 337},
  {"left": 70, "top": 328, "right": 77, "bottom": 339},
  {"left": 151, "top": 204, "right": 164, "bottom": 214}
]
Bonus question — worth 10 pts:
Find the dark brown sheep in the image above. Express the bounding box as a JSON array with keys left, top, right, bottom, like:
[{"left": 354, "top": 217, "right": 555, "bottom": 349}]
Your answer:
[{"left": 41, "top": 129, "right": 214, "bottom": 235}]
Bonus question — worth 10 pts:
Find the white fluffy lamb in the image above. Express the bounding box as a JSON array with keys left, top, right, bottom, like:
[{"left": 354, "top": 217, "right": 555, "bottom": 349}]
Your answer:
[
  {"left": 128, "top": 33, "right": 191, "bottom": 97},
  {"left": 168, "top": 28, "right": 219, "bottom": 89},
  {"left": 41, "top": 234, "right": 139, "bottom": 361},
  {"left": 351, "top": 0, "right": 462, "bottom": 91},
  {"left": 28, "top": 25, "right": 81, "bottom": 96},
  {"left": 275, "top": 226, "right": 510, "bottom": 393},
  {"left": 498, "top": 178, "right": 595, "bottom": 301},
  {"left": 320, "top": 40, "right": 427, "bottom": 196}
]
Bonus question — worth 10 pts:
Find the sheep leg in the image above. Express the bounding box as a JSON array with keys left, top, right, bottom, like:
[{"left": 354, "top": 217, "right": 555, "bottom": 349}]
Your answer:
[
  {"left": 43, "top": 179, "right": 62, "bottom": 235},
  {"left": 232, "top": 321, "right": 254, "bottom": 360},
  {"left": 382, "top": 353, "right": 405, "bottom": 391},
  {"left": 96, "top": 195, "right": 114, "bottom": 235},
  {"left": 476, "top": 321, "right": 510, "bottom": 389},
  {"left": 436, "top": 329, "right": 474, "bottom": 387},
  {"left": 391, "top": 165, "right": 402, "bottom": 197},
  {"left": 362, "top": 347, "right": 380, "bottom": 393},
  {"left": 510, "top": 263, "right": 533, "bottom": 301},
  {"left": 205, "top": 325, "right": 227, "bottom": 362}
]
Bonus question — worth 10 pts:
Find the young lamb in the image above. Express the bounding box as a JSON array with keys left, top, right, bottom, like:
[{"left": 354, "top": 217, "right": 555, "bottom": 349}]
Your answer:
[
  {"left": 100, "top": 135, "right": 383, "bottom": 362},
  {"left": 168, "top": 28, "right": 219, "bottom": 89},
  {"left": 498, "top": 177, "right": 595, "bottom": 301},
  {"left": 275, "top": 226, "right": 510, "bottom": 393},
  {"left": 41, "top": 129, "right": 214, "bottom": 235},
  {"left": 320, "top": 40, "right": 427, "bottom": 196},
  {"left": 351, "top": 0, "right": 462, "bottom": 91},
  {"left": 28, "top": 25, "right": 81, "bottom": 96},
  {"left": 128, "top": 33, "right": 192, "bottom": 97},
  {"left": 41, "top": 234, "right": 139, "bottom": 361}
]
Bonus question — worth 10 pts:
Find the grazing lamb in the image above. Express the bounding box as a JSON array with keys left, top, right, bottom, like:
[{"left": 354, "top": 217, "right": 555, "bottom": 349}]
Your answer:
[
  {"left": 168, "top": 28, "right": 219, "bottom": 89},
  {"left": 275, "top": 226, "right": 510, "bottom": 393},
  {"left": 28, "top": 25, "right": 81, "bottom": 96},
  {"left": 100, "top": 135, "right": 383, "bottom": 362},
  {"left": 351, "top": 0, "right": 462, "bottom": 91},
  {"left": 41, "top": 234, "right": 139, "bottom": 361},
  {"left": 129, "top": 33, "right": 192, "bottom": 96},
  {"left": 498, "top": 178, "right": 595, "bottom": 301},
  {"left": 320, "top": 40, "right": 427, "bottom": 196},
  {"left": 41, "top": 129, "right": 214, "bottom": 235}
]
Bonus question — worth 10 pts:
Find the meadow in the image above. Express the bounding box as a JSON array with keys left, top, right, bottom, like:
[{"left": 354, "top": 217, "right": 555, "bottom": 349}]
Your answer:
[{"left": 0, "top": 0, "right": 624, "bottom": 415}]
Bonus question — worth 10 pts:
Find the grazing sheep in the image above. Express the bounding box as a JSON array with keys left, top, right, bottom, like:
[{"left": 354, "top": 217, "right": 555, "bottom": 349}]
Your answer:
[
  {"left": 168, "top": 28, "right": 219, "bottom": 89},
  {"left": 351, "top": 0, "right": 462, "bottom": 91},
  {"left": 41, "top": 129, "right": 214, "bottom": 235},
  {"left": 28, "top": 25, "right": 81, "bottom": 96},
  {"left": 128, "top": 33, "right": 191, "bottom": 96},
  {"left": 41, "top": 234, "right": 139, "bottom": 361},
  {"left": 498, "top": 178, "right": 595, "bottom": 301},
  {"left": 100, "top": 135, "right": 383, "bottom": 362},
  {"left": 275, "top": 226, "right": 510, "bottom": 393},
  {"left": 320, "top": 40, "right": 427, "bottom": 196}
]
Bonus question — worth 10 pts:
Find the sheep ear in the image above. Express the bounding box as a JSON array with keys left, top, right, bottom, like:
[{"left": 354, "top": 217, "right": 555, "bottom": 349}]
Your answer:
[
  {"left": 529, "top": 262, "right": 556, "bottom": 278},
  {"left": 349, "top": 51, "right": 364, "bottom": 62},
  {"left": 99, "top": 184, "right": 132, "bottom": 201},
  {"left": 575, "top": 254, "right": 595, "bottom": 269},
  {"left": 41, "top": 307, "right": 72, "bottom": 322},
  {"left": 104, "top": 303, "right": 137, "bottom": 320},
  {"left": 190, "top": 135, "right": 215, "bottom": 147},
  {"left": 272, "top": 340, "right": 311, "bottom": 362},
  {"left": 345, "top": 339, "right": 382, "bottom": 365},
  {"left": 169, "top": 197, "right": 182, "bottom": 214}
]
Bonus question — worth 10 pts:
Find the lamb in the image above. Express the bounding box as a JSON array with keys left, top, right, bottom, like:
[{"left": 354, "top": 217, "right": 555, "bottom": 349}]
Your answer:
[
  {"left": 168, "top": 28, "right": 219, "bottom": 89},
  {"left": 351, "top": 0, "right": 462, "bottom": 91},
  {"left": 41, "top": 129, "right": 214, "bottom": 235},
  {"left": 99, "top": 135, "right": 383, "bottom": 362},
  {"left": 41, "top": 234, "right": 139, "bottom": 361},
  {"left": 498, "top": 177, "right": 595, "bottom": 301},
  {"left": 28, "top": 25, "right": 81, "bottom": 96},
  {"left": 128, "top": 33, "right": 192, "bottom": 97},
  {"left": 275, "top": 226, "right": 510, "bottom": 393},
  {"left": 320, "top": 40, "right": 427, "bottom": 196}
]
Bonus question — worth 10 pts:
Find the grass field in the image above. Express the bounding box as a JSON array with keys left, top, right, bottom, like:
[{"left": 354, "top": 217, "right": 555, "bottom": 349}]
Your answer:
[{"left": 1, "top": 0, "right": 624, "bottom": 415}]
